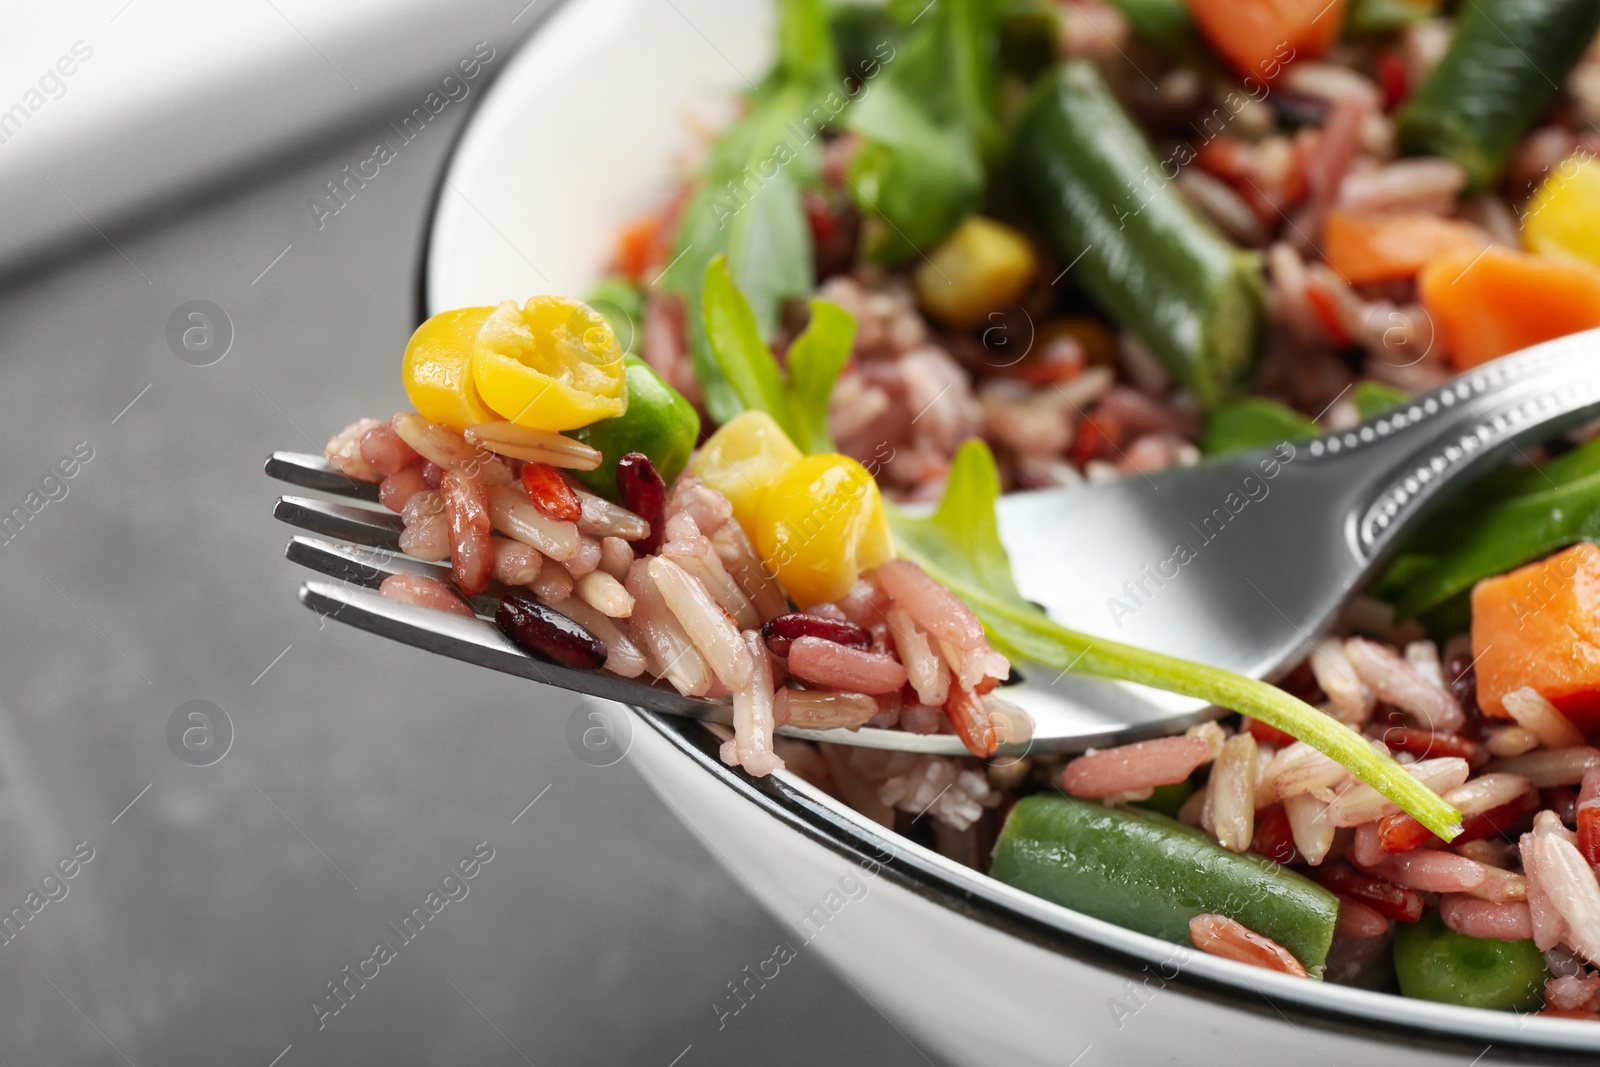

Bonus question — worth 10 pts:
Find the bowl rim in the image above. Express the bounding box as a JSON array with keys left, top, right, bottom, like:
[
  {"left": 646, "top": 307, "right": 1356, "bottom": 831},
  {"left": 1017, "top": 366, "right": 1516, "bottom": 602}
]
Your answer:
[
  {"left": 630, "top": 709, "right": 1600, "bottom": 1062},
  {"left": 418, "top": 2, "right": 1600, "bottom": 1057}
]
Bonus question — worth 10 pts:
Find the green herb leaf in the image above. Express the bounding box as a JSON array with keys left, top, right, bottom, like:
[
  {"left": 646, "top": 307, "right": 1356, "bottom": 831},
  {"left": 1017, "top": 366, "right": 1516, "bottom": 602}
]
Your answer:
[
  {"left": 777, "top": 0, "right": 838, "bottom": 83},
  {"left": 842, "top": 0, "right": 998, "bottom": 263},
  {"left": 700, "top": 259, "right": 856, "bottom": 455},
  {"left": 847, "top": 87, "right": 985, "bottom": 264},
  {"left": 1348, "top": 0, "right": 1441, "bottom": 33},
  {"left": 1378, "top": 437, "right": 1600, "bottom": 618},
  {"left": 702, "top": 257, "right": 802, "bottom": 444},
  {"left": 1353, "top": 380, "right": 1409, "bottom": 420},
  {"left": 1201, "top": 397, "right": 1321, "bottom": 455},
  {"left": 998, "top": 0, "right": 1059, "bottom": 79},
  {"left": 889, "top": 439, "right": 1463, "bottom": 841},
  {"left": 1102, "top": 0, "right": 1207, "bottom": 63},
  {"left": 661, "top": 0, "right": 846, "bottom": 425},
  {"left": 724, "top": 168, "right": 814, "bottom": 341},
  {"left": 786, "top": 298, "right": 857, "bottom": 453}
]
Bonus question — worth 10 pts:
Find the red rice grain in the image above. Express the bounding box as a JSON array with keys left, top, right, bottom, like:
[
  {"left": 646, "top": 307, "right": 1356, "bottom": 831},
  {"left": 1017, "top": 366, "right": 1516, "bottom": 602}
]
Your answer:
[
  {"left": 1189, "top": 914, "right": 1309, "bottom": 978},
  {"left": 1061, "top": 736, "right": 1213, "bottom": 799},
  {"left": 1440, "top": 894, "right": 1535, "bottom": 942},
  {"left": 786, "top": 636, "right": 908, "bottom": 695},
  {"left": 378, "top": 574, "right": 473, "bottom": 617}
]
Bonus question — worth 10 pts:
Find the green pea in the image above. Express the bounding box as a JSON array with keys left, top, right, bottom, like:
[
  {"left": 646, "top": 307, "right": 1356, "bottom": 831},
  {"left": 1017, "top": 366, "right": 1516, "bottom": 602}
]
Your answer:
[
  {"left": 572, "top": 356, "right": 700, "bottom": 503},
  {"left": 1393, "top": 912, "right": 1547, "bottom": 1011}
]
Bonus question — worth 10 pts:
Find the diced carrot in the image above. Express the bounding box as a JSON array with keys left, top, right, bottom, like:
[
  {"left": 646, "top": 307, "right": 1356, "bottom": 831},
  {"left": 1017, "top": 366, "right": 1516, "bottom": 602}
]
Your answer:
[
  {"left": 1378, "top": 788, "right": 1537, "bottom": 853},
  {"left": 1471, "top": 543, "right": 1600, "bottom": 730},
  {"left": 1419, "top": 246, "right": 1600, "bottom": 368},
  {"left": 1184, "top": 0, "right": 1346, "bottom": 81},
  {"left": 1322, "top": 211, "right": 1489, "bottom": 285},
  {"left": 616, "top": 211, "right": 666, "bottom": 281},
  {"left": 1303, "top": 278, "right": 1351, "bottom": 347}
]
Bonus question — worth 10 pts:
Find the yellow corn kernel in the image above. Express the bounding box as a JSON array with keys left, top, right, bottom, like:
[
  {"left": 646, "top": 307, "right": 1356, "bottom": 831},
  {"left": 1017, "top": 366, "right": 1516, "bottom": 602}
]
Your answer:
[
  {"left": 691, "top": 411, "right": 803, "bottom": 532},
  {"left": 754, "top": 453, "right": 893, "bottom": 608},
  {"left": 471, "top": 296, "right": 628, "bottom": 431},
  {"left": 402, "top": 306, "right": 499, "bottom": 431},
  {"left": 914, "top": 216, "right": 1038, "bottom": 331},
  {"left": 1524, "top": 154, "right": 1600, "bottom": 271}
]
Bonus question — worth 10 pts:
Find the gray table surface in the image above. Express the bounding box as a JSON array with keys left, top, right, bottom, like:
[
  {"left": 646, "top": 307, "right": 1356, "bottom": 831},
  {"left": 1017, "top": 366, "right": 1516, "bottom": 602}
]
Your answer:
[{"left": 0, "top": 91, "right": 937, "bottom": 1066}]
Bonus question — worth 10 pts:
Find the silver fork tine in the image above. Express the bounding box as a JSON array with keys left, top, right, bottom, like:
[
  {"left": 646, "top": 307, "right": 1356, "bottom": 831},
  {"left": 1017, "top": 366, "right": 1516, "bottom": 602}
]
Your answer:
[
  {"left": 285, "top": 536, "right": 500, "bottom": 614},
  {"left": 298, "top": 579, "right": 737, "bottom": 725},
  {"left": 274, "top": 495, "right": 404, "bottom": 549},
  {"left": 295, "top": 576, "right": 977, "bottom": 754},
  {"left": 265, "top": 451, "right": 382, "bottom": 503},
  {"left": 275, "top": 456, "right": 980, "bottom": 754}
]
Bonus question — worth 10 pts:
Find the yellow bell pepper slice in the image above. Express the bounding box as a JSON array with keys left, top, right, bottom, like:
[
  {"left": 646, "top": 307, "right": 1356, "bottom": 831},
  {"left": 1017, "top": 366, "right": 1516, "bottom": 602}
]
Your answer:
[
  {"left": 754, "top": 453, "right": 894, "bottom": 608},
  {"left": 471, "top": 297, "right": 627, "bottom": 431},
  {"left": 402, "top": 306, "right": 499, "bottom": 431},
  {"left": 1524, "top": 154, "right": 1600, "bottom": 272}
]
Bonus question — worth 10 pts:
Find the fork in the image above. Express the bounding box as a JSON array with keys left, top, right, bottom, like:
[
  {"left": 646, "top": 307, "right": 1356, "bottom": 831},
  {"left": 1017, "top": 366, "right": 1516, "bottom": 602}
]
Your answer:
[{"left": 269, "top": 328, "right": 1600, "bottom": 755}]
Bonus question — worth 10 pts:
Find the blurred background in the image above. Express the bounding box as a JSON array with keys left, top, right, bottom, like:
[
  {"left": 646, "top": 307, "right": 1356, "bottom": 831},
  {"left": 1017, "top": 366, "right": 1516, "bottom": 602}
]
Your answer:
[{"left": 0, "top": 2, "right": 932, "bottom": 1062}]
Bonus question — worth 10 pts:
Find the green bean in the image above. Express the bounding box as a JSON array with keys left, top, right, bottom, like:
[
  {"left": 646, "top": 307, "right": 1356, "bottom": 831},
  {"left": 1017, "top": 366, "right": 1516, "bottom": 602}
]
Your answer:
[
  {"left": 1397, "top": 0, "right": 1600, "bottom": 190},
  {"left": 991, "top": 794, "right": 1339, "bottom": 973},
  {"left": 1013, "top": 61, "right": 1264, "bottom": 407}
]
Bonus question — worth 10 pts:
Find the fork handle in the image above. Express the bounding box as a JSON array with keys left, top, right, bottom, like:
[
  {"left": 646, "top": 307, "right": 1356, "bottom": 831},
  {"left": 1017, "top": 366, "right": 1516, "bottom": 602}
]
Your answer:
[{"left": 1310, "top": 328, "right": 1600, "bottom": 563}]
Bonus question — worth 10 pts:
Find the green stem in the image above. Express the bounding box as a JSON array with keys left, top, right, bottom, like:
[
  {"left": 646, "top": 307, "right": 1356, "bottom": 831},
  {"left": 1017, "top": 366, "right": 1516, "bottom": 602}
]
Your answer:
[{"left": 943, "top": 576, "right": 1464, "bottom": 841}]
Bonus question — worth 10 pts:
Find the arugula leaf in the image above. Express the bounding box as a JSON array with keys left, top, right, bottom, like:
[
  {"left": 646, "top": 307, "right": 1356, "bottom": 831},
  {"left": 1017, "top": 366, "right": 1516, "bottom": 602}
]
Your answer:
[
  {"left": 723, "top": 167, "right": 814, "bottom": 339},
  {"left": 1353, "top": 380, "right": 1409, "bottom": 420},
  {"left": 703, "top": 257, "right": 801, "bottom": 444},
  {"left": 1377, "top": 437, "right": 1600, "bottom": 619},
  {"left": 889, "top": 439, "right": 1463, "bottom": 841},
  {"left": 1348, "top": 0, "right": 1441, "bottom": 33},
  {"left": 661, "top": 0, "right": 844, "bottom": 425},
  {"left": 1103, "top": 0, "right": 1196, "bottom": 54},
  {"left": 843, "top": 0, "right": 1001, "bottom": 264},
  {"left": 786, "top": 298, "right": 857, "bottom": 453},
  {"left": 779, "top": 0, "right": 838, "bottom": 80},
  {"left": 998, "top": 0, "right": 1058, "bottom": 78},
  {"left": 1201, "top": 397, "right": 1320, "bottom": 455},
  {"left": 847, "top": 83, "right": 986, "bottom": 263},
  {"left": 701, "top": 257, "right": 854, "bottom": 454},
  {"left": 829, "top": 2, "right": 906, "bottom": 78}
]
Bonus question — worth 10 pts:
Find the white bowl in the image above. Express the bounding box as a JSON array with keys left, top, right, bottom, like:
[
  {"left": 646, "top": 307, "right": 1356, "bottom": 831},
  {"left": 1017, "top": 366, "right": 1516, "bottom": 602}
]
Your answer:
[{"left": 424, "top": 1, "right": 1600, "bottom": 1061}]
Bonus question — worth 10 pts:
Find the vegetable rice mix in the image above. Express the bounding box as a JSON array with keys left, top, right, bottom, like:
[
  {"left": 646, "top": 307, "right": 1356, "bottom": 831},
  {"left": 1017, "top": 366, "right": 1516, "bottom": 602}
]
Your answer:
[{"left": 327, "top": 0, "right": 1600, "bottom": 1014}]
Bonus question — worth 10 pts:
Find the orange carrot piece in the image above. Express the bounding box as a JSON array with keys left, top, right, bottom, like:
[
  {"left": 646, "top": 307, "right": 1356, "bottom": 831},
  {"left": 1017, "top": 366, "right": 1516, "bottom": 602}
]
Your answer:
[
  {"left": 1419, "top": 246, "right": 1600, "bottom": 368},
  {"left": 616, "top": 212, "right": 665, "bottom": 281},
  {"left": 1322, "top": 211, "right": 1488, "bottom": 285},
  {"left": 1184, "top": 0, "right": 1346, "bottom": 81},
  {"left": 1471, "top": 543, "right": 1600, "bottom": 731},
  {"left": 1189, "top": 913, "right": 1309, "bottom": 977}
]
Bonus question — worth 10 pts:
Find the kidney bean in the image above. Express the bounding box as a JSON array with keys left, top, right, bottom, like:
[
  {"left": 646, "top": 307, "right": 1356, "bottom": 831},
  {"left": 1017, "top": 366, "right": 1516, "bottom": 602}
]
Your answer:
[
  {"left": 495, "top": 594, "right": 607, "bottom": 670},
  {"left": 616, "top": 452, "right": 665, "bottom": 555},
  {"left": 761, "top": 613, "right": 872, "bottom": 657}
]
